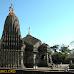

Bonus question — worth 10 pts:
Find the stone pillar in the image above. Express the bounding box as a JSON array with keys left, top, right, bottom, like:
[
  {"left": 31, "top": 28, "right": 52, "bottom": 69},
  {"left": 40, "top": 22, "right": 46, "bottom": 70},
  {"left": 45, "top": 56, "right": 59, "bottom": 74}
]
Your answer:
[
  {"left": 12, "top": 51, "right": 14, "bottom": 68},
  {"left": 33, "top": 53, "right": 37, "bottom": 69},
  {"left": 7, "top": 50, "right": 8, "bottom": 68},
  {"left": 16, "top": 50, "right": 18, "bottom": 68},
  {"left": 11, "top": 50, "right": 12, "bottom": 68},
  {"left": 15, "top": 50, "right": 17, "bottom": 68},
  {"left": 7, "top": 50, "right": 10, "bottom": 68},
  {"left": 9, "top": 49, "right": 11, "bottom": 68},
  {"left": 5, "top": 50, "right": 6, "bottom": 68},
  {"left": 21, "top": 44, "right": 25, "bottom": 69},
  {"left": 4, "top": 49, "right": 5, "bottom": 68},
  {"left": 6, "top": 50, "right": 7, "bottom": 68},
  {"left": 17, "top": 51, "right": 19, "bottom": 68},
  {"left": 13, "top": 51, "right": 15, "bottom": 68},
  {"left": 21, "top": 51, "right": 25, "bottom": 69},
  {"left": 10, "top": 49, "right": 11, "bottom": 68},
  {"left": 13, "top": 50, "right": 15, "bottom": 68},
  {"left": 49, "top": 55, "right": 52, "bottom": 65},
  {"left": 7, "top": 50, "right": 9, "bottom": 68},
  {"left": 19, "top": 52, "right": 21, "bottom": 67},
  {"left": 2, "top": 49, "right": 3, "bottom": 68},
  {"left": 47, "top": 53, "right": 49, "bottom": 66},
  {"left": 3, "top": 49, "right": 4, "bottom": 68},
  {"left": 5, "top": 49, "right": 6, "bottom": 68}
]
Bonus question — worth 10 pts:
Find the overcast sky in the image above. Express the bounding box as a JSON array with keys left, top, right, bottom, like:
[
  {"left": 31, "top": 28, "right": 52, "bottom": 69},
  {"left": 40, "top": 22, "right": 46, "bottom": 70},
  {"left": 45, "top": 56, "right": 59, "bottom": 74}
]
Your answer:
[{"left": 0, "top": 0, "right": 74, "bottom": 47}]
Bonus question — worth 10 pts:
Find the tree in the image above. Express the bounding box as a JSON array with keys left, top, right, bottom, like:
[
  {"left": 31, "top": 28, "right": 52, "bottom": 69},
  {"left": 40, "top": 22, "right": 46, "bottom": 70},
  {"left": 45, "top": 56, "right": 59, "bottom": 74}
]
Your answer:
[
  {"left": 69, "top": 50, "right": 74, "bottom": 58},
  {"left": 52, "top": 52, "right": 68, "bottom": 64},
  {"left": 59, "top": 44, "right": 71, "bottom": 54},
  {"left": 51, "top": 45, "right": 59, "bottom": 52}
]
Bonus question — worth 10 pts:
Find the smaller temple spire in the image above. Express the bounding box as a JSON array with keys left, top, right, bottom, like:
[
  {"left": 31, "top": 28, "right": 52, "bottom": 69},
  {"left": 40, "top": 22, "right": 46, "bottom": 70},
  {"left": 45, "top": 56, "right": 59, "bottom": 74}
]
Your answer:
[{"left": 28, "top": 27, "right": 30, "bottom": 35}]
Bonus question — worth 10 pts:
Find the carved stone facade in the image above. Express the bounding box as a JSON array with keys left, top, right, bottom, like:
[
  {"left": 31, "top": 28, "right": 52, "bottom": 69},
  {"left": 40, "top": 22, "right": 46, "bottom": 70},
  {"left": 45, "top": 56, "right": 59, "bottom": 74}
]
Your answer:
[
  {"left": 0, "top": 12, "right": 25, "bottom": 69},
  {"left": 0, "top": 11, "right": 51, "bottom": 69},
  {"left": 23, "top": 35, "right": 51, "bottom": 68},
  {"left": 37, "top": 43, "right": 50, "bottom": 67}
]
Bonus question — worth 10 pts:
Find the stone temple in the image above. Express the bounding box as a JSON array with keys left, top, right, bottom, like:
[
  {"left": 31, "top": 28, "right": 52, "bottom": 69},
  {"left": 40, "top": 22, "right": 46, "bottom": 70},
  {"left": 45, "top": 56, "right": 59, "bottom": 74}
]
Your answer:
[{"left": 0, "top": 4, "right": 52, "bottom": 69}]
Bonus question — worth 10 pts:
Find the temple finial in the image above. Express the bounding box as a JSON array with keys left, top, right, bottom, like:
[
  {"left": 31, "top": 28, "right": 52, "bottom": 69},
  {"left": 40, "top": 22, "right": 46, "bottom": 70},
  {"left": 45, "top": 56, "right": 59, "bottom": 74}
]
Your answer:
[
  {"left": 9, "top": 3, "right": 15, "bottom": 15},
  {"left": 28, "top": 27, "right": 30, "bottom": 35},
  {"left": 9, "top": 3, "right": 14, "bottom": 12}
]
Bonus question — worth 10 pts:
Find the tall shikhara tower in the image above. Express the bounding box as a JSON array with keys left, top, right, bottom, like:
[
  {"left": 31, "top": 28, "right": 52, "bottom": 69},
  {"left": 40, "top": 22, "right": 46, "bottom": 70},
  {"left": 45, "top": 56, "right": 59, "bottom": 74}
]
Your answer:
[
  {"left": 2, "top": 9, "right": 22, "bottom": 50},
  {"left": 0, "top": 4, "right": 25, "bottom": 69}
]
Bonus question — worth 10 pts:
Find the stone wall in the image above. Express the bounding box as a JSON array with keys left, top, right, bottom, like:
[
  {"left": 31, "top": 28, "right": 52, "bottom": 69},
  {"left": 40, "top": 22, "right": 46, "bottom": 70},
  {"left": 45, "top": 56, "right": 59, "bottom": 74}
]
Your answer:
[{"left": 0, "top": 49, "right": 23, "bottom": 68}]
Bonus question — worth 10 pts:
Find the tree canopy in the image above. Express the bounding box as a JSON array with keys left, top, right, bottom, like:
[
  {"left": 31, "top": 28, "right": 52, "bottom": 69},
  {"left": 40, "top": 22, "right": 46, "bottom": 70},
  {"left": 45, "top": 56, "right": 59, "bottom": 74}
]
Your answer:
[
  {"left": 51, "top": 44, "right": 72, "bottom": 64},
  {"left": 52, "top": 52, "right": 68, "bottom": 64},
  {"left": 51, "top": 45, "right": 59, "bottom": 52},
  {"left": 59, "top": 45, "right": 71, "bottom": 53}
]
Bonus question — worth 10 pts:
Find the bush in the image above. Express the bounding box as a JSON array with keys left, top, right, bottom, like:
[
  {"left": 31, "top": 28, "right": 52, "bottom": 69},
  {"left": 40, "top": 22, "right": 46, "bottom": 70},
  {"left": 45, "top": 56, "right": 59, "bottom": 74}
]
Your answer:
[{"left": 69, "top": 63, "right": 74, "bottom": 69}]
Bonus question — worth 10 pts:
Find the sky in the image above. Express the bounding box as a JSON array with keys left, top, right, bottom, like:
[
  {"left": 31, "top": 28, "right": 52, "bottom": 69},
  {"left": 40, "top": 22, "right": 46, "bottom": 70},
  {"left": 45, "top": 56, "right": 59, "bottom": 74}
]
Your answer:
[{"left": 0, "top": 0, "right": 74, "bottom": 48}]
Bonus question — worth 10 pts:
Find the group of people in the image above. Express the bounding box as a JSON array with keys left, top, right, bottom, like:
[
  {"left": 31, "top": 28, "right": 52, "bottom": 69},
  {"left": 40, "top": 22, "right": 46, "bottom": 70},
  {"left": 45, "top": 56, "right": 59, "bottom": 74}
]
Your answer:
[
  {"left": 64, "top": 66, "right": 69, "bottom": 72},
  {"left": 50, "top": 63, "right": 70, "bottom": 72}
]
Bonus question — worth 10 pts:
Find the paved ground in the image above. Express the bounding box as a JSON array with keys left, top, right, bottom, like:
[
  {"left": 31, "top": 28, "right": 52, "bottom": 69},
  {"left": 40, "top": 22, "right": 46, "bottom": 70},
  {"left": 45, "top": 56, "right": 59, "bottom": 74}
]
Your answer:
[
  {"left": 0, "top": 64, "right": 74, "bottom": 73},
  {"left": 23, "top": 64, "right": 74, "bottom": 73},
  {"left": 24, "top": 64, "right": 69, "bottom": 71}
]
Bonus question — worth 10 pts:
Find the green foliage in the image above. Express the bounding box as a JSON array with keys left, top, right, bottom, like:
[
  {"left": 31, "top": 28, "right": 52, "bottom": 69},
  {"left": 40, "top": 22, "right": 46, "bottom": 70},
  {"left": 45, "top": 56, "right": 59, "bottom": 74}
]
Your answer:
[
  {"left": 52, "top": 52, "right": 68, "bottom": 64},
  {"left": 59, "top": 45, "right": 71, "bottom": 54},
  {"left": 69, "top": 51, "right": 74, "bottom": 58},
  {"left": 51, "top": 45, "right": 59, "bottom": 52},
  {"left": 51, "top": 44, "right": 73, "bottom": 64},
  {"left": 69, "top": 63, "right": 74, "bottom": 69}
]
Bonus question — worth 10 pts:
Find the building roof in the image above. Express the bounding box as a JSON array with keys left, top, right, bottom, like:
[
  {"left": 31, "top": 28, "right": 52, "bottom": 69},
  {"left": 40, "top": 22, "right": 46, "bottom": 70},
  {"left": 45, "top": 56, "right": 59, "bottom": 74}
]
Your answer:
[
  {"left": 38, "top": 43, "right": 48, "bottom": 48},
  {"left": 23, "top": 34, "right": 41, "bottom": 46},
  {"left": 41, "top": 43, "right": 48, "bottom": 46},
  {"left": 38, "top": 43, "right": 50, "bottom": 52}
]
